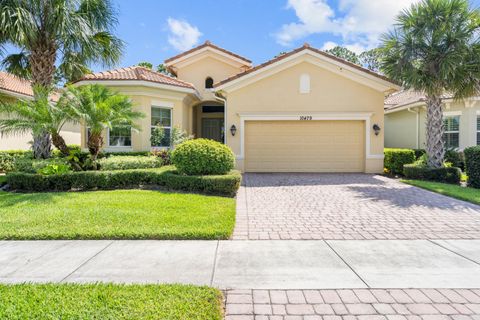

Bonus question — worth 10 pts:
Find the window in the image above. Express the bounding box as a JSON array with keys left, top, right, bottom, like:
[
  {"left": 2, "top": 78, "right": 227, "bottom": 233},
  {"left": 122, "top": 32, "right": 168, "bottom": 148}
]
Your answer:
[
  {"left": 108, "top": 126, "right": 131, "bottom": 147},
  {"left": 205, "top": 77, "right": 214, "bottom": 89},
  {"left": 443, "top": 115, "right": 460, "bottom": 149},
  {"left": 151, "top": 106, "right": 172, "bottom": 147},
  {"left": 202, "top": 105, "right": 224, "bottom": 113},
  {"left": 477, "top": 115, "right": 480, "bottom": 145}
]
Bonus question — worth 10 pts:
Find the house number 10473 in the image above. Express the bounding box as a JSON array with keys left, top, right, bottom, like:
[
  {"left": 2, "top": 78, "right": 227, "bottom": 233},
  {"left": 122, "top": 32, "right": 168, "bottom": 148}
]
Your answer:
[{"left": 299, "top": 116, "right": 313, "bottom": 120}]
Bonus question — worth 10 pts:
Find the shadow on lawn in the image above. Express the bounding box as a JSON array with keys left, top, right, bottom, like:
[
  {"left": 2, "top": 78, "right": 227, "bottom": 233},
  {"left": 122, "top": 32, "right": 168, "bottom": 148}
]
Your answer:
[{"left": 0, "top": 191, "right": 58, "bottom": 208}]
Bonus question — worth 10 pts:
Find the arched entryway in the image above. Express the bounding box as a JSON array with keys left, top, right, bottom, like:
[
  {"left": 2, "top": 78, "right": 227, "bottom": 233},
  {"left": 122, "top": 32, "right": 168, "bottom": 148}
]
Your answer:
[{"left": 192, "top": 101, "right": 225, "bottom": 143}]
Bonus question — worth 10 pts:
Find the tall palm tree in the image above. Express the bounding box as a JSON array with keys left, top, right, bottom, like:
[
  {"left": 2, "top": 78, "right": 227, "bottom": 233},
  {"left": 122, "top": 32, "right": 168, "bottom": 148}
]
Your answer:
[
  {"left": 0, "top": 87, "right": 75, "bottom": 158},
  {"left": 381, "top": 0, "right": 480, "bottom": 168},
  {"left": 0, "top": 0, "right": 124, "bottom": 158},
  {"left": 65, "top": 84, "right": 144, "bottom": 161}
]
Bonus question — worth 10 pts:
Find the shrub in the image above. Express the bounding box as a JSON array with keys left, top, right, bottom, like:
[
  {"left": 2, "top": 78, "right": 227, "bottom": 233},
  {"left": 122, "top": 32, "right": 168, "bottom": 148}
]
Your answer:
[
  {"left": 37, "top": 163, "right": 72, "bottom": 175},
  {"left": 0, "top": 150, "right": 31, "bottom": 172},
  {"left": 445, "top": 149, "right": 465, "bottom": 171},
  {"left": 464, "top": 146, "right": 480, "bottom": 188},
  {"left": 404, "top": 164, "right": 461, "bottom": 184},
  {"left": 6, "top": 167, "right": 241, "bottom": 196},
  {"left": 13, "top": 157, "right": 70, "bottom": 173},
  {"left": 98, "top": 156, "right": 163, "bottom": 171},
  {"left": 171, "top": 139, "right": 235, "bottom": 175},
  {"left": 52, "top": 145, "right": 82, "bottom": 158},
  {"left": 151, "top": 149, "right": 171, "bottom": 165},
  {"left": 384, "top": 148, "right": 415, "bottom": 175},
  {"left": 413, "top": 149, "right": 426, "bottom": 160}
]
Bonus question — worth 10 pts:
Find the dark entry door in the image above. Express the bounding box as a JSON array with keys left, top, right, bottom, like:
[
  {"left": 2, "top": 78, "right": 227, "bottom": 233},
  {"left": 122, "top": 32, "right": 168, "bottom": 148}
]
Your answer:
[{"left": 202, "top": 118, "right": 224, "bottom": 143}]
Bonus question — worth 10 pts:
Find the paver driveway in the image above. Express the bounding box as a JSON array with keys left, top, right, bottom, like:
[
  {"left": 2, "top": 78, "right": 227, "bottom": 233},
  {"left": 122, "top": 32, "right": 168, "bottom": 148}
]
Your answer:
[{"left": 233, "top": 173, "right": 480, "bottom": 240}]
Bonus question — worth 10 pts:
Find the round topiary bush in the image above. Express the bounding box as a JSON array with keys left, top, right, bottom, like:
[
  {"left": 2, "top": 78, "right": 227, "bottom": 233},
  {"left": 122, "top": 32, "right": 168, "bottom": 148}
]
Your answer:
[{"left": 171, "top": 139, "right": 235, "bottom": 175}]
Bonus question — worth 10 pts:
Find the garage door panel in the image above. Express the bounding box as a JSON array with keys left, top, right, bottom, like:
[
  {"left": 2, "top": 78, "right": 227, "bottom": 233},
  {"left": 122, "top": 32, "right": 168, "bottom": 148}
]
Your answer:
[{"left": 245, "top": 120, "right": 364, "bottom": 172}]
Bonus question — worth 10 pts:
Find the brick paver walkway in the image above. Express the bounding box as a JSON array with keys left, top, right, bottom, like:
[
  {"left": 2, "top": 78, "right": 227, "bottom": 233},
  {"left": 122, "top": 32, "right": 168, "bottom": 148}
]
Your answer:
[
  {"left": 233, "top": 173, "right": 480, "bottom": 240},
  {"left": 225, "top": 289, "right": 480, "bottom": 319}
]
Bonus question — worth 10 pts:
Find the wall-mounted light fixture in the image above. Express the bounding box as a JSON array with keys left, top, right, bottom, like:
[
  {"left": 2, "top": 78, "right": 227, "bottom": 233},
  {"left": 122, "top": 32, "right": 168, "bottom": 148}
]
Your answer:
[
  {"left": 230, "top": 125, "right": 237, "bottom": 136},
  {"left": 373, "top": 124, "right": 381, "bottom": 136}
]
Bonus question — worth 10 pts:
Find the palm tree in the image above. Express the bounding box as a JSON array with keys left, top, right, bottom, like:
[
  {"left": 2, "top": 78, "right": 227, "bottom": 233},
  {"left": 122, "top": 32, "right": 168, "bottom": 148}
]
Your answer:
[
  {"left": 0, "top": 87, "right": 75, "bottom": 158},
  {"left": 65, "top": 84, "right": 144, "bottom": 161},
  {"left": 0, "top": 0, "right": 124, "bottom": 158},
  {"left": 381, "top": 0, "right": 480, "bottom": 168}
]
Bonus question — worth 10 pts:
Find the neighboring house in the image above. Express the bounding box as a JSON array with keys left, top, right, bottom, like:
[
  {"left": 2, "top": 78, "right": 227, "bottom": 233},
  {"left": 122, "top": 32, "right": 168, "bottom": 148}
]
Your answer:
[
  {"left": 0, "top": 71, "right": 81, "bottom": 150},
  {"left": 385, "top": 90, "right": 480, "bottom": 150},
  {"left": 74, "top": 41, "right": 399, "bottom": 173}
]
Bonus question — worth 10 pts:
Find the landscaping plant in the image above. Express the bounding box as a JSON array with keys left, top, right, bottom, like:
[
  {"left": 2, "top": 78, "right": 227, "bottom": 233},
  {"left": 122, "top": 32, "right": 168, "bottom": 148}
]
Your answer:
[
  {"left": 0, "top": 0, "right": 124, "bottom": 158},
  {"left": 382, "top": 0, "right": 480, "bottom": 168},
  {"left": 171, "top": 139, "right": 235, "bottom": 175},
  {"left": 384, "top": 148, "right": 415, "bottom": 175},
  {"left": 464, "top": 146, "right": 480, "bottom": 188}
]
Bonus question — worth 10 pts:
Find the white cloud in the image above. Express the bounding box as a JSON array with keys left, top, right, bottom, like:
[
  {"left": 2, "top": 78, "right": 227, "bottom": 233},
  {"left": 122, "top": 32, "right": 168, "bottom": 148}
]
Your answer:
[
  {"left": 167, "top": 18, "right": 202, "bottom": 51},
  {"left": 321, "top": 41, "right": 337, "bottom": 51},
  {"left": 276, "top": 0, "right": 418, "bottom": 51}
]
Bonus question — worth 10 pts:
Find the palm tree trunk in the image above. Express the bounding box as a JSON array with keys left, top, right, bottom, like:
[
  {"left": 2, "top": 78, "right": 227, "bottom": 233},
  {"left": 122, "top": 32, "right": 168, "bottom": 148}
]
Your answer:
[
  {"left": 87, "top": 132, "right": 104, "bottom": 162},
  {"left": 32, "top": 131, "right": 51, "bottom": 159},
  {"left": 51, "top": 132, "right": 70, "bottom": 157},
  {"left": 29, "top": 42, "right": 57, "bottom": 159},
  {"left": 425, "top": 95, "right": 445, "bottom": 168}
]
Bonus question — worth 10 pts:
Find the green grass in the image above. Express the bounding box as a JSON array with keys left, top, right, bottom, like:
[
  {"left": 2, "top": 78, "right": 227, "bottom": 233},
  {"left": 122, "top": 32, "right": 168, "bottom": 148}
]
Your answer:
[
  {"left": 0, "top": 189, "right": 235, "bottom": 240},
  {"left": 402, "top": 179, "right": 480, "bottom": 205},
  {"left": 0, "top": 283, "right": 223, "bottom": 320}
]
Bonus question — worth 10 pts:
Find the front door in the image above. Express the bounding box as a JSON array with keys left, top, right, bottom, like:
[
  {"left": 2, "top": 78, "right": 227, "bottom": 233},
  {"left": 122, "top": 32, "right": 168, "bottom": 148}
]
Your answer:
[{"left": 201, "top": 118, "right": 224, "bottom": 143}]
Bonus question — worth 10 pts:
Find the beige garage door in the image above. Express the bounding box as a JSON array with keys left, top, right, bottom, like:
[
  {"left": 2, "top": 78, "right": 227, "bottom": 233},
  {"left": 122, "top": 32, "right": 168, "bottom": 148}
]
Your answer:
[{"left": 245, "top": 120, "right": 365, "bottom": 172}]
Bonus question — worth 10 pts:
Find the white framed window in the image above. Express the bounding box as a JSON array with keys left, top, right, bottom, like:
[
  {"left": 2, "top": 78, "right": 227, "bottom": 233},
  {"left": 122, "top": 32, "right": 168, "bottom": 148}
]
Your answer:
[
  {"left": 443, "top": 115, "right": 460, "bottom": 149},
  {"left": 477, "top": 115, "right": 480, "bottom": 145},
  {"left": 151, "top": 106, "right": 172, "bottom": 147},
  {"left": 108, "top": 126, "right": 132, "bottom": 147}
]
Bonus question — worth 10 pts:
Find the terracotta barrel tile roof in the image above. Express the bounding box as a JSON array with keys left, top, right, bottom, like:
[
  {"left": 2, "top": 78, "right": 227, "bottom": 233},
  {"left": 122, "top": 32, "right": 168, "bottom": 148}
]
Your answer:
[
  {"left": 385, "top": 90, "right": 456, "bottom": 110},
  {"left": 0, "top": 71, "right": 34, "bottom": 97},
  {"left": 76, "top": 66, "right": 195, "bottom": 90},
  {"left": 214, "top": 43, "right": 398, "bottom": 88},
  {"left": 164, "top": 40, "right": 252, "bottom": 65}
]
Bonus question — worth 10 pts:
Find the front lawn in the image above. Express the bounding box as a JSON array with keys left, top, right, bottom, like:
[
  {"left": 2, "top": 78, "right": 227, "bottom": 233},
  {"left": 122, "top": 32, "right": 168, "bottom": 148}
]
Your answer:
[
  {"left": 402, "top": 179, "right": 480, "bottom": 205},
  {"left": 0, "top": 283, "right": 223, "bottom": 320},
  {"left": 0, "top": 189, "right": 235, "bottom": 240}
]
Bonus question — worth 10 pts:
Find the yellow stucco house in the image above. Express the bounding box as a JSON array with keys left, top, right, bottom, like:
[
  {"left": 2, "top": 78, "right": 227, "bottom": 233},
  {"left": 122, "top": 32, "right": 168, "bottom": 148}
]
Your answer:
[
  {"left": 0, "top": 72, "right": 81, "bottom": 150},
  {"left": 74, "top": 41, "right": 399, "bottom": 173},
  {"left": 385, "top": 90, "right": 480, "bottom": 150}
]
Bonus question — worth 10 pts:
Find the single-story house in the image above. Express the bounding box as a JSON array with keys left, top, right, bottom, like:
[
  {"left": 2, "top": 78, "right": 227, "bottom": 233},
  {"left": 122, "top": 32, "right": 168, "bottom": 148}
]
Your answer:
[
  {"left": 385, "top": 90, "right": 480, "bottom": 150},
  {"left": 74, "top": 41, "right": 399, "bottom": 173},
  {"left": 0, "top": 71, "right": 81, "bottom": 150}
]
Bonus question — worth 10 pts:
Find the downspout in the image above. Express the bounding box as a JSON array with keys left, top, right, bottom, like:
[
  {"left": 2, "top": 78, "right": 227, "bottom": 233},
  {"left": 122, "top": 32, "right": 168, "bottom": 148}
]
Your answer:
[
  {"left": 407, "top": 107, "right": 419, "bottom": 149},
  {"left": 214, "top": 91, "right": 228, "bottom": 145}
]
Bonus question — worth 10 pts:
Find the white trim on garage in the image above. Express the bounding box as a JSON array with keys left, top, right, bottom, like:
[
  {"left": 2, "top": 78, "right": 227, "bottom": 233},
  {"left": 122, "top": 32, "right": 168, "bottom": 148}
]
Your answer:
[{"left": 236, "top": 112, "right": 382, "bottom": 161}]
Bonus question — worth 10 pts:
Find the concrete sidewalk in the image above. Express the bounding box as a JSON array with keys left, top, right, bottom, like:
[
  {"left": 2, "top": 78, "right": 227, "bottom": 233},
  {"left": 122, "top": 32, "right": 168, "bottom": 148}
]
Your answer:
[{"left": 1, "top": 240, "right": 480, "bottom": 289}]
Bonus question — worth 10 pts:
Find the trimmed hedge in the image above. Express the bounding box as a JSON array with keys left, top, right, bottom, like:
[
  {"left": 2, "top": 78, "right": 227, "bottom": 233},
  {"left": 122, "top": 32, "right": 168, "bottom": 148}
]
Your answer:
[
  {"left": 384, "top": 148, "right": 415, "bottom": 175},
  {"left": 464, "top": 146, "right": 480, "bottom": 188},
  {"left": 98, "top": 156, "right": 163, "bottom": 171},
  {"left": 413, "top": 149, "right": 426, "bottom": 160},
  {"left": 6, "top": 167, "right": 241, "bottom": 196},
  {"left": 12, "top": 158, "right": 69, "bottom": 174},
  {"left": 171, "top": 139, "right": 235, "bottom": 175},
  {"left": 403, "top": 164, "right": 461, "bottom": 184},
  {"left": 0, "top": 150, "right": 31, "bottom": 172}
]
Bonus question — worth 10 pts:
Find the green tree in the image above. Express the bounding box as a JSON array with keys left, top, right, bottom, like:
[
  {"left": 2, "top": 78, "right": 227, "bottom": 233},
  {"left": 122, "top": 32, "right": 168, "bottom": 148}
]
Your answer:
[
  {"left": 325, "top": 46, "right": 360, "bottom": 65},
  {"left": 65, "top": 84, "right": 144, "bottom": 161},
  {"left": 0, "top": 87, "right": 75, "bottom": 158},
  {"left": 381, "top": 0, "right": 480, "bottom": 168},
  {"left": 138, "top": 61, "right": 153, "bottom": 69},
  {"left": 359, "top": 48, "right": 383, "bottom": 73},
  {"left": 0, "top": 0, "right": 124, "bottom": 158}
]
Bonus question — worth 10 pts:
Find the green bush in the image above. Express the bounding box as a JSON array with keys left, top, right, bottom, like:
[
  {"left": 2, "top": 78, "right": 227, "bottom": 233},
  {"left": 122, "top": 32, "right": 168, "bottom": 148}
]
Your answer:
[
  {"left": 404, "top": 164, "right": 461, "bottom": 184},
  {"left": 37, "top": 163, "right": 72, "bottom": 175},
  {"left": 6, "top": 167, "right": 241, "bottom": 196},
  {"left": 445, "top": 149, "right": 465, "bottom": 171},
  {"left": 151, "top": 149, "right": 171, "bottom": 165},
  {"left": 0, "top": 150, "right": 31, "bottom": 172},
  {"left": 13, "top": 157, "right": 69, "bottom": 173},
  {"left": 52, "top": 145, "right": 82, "bottom": 158},
  {"left": 413, "top": 149, "right": 426, "bottom": 160},
  {"left": 384, "top": 148, "right": 415, "bottom": 175},
  {"left": 464, "top": 146, "right": 480, "bottom": 188},
  {"left": 98, "top": 156, "right": 163, "bottom": 171},
  {"left": 171, "top": 139, "right": 235, "bottom": 175}
]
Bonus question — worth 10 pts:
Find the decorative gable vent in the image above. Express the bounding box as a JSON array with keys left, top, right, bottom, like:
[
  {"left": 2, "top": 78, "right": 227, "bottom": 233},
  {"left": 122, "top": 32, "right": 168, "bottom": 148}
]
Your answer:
[{"left": 299, "top": 73, "right": 310, "bottom": 94}]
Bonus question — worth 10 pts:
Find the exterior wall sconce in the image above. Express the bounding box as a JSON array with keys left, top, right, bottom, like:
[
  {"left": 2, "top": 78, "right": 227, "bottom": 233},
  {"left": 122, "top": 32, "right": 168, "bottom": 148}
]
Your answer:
[
  {"left": 373, "top": 124, "right": 381, "bottom": 136},
  {"left": 230, "top": 125, "right": 237, "bottom": 136}
]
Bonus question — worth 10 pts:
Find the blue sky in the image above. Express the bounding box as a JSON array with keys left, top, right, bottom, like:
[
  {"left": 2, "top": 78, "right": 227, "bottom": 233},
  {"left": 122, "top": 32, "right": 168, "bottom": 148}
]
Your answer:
[{"left": 4, "top": 0, "right": 480, "bottom": 71}]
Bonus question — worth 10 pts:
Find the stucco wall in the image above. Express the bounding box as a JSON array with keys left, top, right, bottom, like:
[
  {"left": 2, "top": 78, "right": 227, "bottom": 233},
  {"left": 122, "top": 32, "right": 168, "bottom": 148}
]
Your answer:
[
  {"left": 224, "top": 61, "right": 386, "bottom": 173},
  {"left": 385, "top": 100, "right": 480, "bottom": 150}
]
